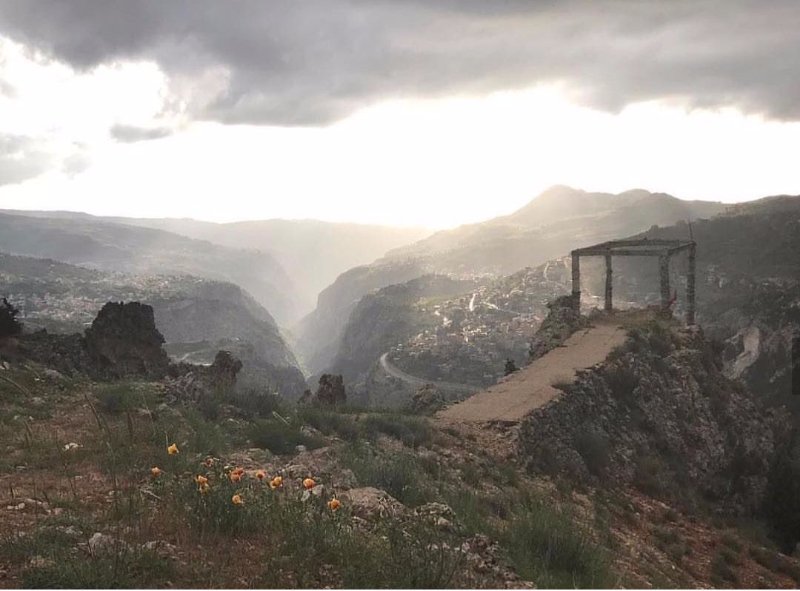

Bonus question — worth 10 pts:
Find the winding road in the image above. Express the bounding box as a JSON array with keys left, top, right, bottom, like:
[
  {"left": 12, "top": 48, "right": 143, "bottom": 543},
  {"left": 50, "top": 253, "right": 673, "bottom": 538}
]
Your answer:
[{"left": 379, "top": 352, "right": 480, "bottom": 395}]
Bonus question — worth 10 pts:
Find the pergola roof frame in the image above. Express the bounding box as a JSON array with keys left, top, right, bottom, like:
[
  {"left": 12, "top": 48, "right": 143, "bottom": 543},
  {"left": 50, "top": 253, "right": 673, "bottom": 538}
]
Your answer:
[{"left": 569, "top": 238, "right": 697, "bottom": 325}]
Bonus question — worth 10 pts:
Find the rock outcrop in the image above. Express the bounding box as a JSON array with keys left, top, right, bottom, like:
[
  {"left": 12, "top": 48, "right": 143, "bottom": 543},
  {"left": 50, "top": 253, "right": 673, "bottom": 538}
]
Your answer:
[
  {"left": 410, "top": 383, "right": 446, "bottom": 414},
  {"left": 300, "top": 374, "right": 347, "bottom": 406},
  {"left": 166, "top": 350, "right": 244, "bottom": 404},
  {"left": 84, "top": 302, "right": 170, "bottom": 380}
]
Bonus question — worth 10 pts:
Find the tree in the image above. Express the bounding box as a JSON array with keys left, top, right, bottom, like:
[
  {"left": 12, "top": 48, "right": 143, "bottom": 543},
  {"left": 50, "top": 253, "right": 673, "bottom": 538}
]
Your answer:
[
  {"left": 504, "top": 358, "right": 519, "bottom": 376},
  {"left": 0, "top": 297, "right": 22, "bottom": 337}
]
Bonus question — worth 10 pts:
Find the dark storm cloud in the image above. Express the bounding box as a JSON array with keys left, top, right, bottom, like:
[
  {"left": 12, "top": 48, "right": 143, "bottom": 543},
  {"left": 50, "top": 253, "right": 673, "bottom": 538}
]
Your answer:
[
  {"left": 110, "top": 124, "right": 173, "bottom": 143},
  {"left": 0, "top": 0, "right": 798, "bottom": 125}
]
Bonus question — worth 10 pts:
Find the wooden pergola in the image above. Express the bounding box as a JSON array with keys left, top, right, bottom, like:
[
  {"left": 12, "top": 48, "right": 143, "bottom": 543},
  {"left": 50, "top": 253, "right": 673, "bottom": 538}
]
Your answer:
[{"left": 570, "top": 239, "right": 697, "bottom": 325}]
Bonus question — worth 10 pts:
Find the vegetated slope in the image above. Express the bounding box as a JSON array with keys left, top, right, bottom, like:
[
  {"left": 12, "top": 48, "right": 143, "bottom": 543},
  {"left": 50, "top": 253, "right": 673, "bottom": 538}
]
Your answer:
[
  {"left": 98, "top": 215, "right": 431, "bottom": 317},
  {"left": 0, "top": 252, "right": 306, "bottom": 398},
  {"left": 295, "top": 186, "right": 725, "bottom": 374},
  {"left": 4, "top": 314, "right": 800, "bottom": 588},
  {"left": 518, "top": 313, "right": 788, "bottom": 542},
  {"left": 0, "top": 211, "right": 300, "bottom": 325}
]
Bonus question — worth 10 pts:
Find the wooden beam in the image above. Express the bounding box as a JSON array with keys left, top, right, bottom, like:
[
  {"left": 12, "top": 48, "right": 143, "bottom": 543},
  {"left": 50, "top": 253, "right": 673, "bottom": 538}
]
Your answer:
[
  {"left": 686, "top": 243, "right": 696, "bottom": 325},
  {"left": 659, "top": 255, "right": 671, "bottom": 310},
  {"left": 571, "top": 253, "right": 581, "bottom": 309},
  {"left": 571, "top": 248, "right": 672, "bottom": 257},
  {"left": 667, "top": 242, "right": 696, "bottom": 256},
  {"left": 604, "top": 254, "right": 613, "bottom": 312},
  {"left": 571, "top": 239, "right": 691, "bottom": 255}
]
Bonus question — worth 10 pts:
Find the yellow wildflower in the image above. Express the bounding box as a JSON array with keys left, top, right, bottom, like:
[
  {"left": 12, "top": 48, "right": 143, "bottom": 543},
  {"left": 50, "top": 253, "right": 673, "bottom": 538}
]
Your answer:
[
  {"left": 303, "top": 477, "right": 316, "bottom": 490},
  {"left": 195, "top": 474, "right": 208, "bottom": 486},
  {"left": 167, "top": 443, "right": 179, "bottom": 455},
  {"left": 269, "top": 476, "right": 283, "bottom": 490},
  {"left": 328, "top": 498, "right": 342, "bottom": 512},
  {"left": 232, "top": 494, "right": 244, "bottom": 505}
]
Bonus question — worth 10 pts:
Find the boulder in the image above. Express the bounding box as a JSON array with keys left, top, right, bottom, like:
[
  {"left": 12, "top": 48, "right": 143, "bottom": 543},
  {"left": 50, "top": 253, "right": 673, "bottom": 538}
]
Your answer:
[{"left": 339, "top": 487, "right": 405, "bottom": 520}]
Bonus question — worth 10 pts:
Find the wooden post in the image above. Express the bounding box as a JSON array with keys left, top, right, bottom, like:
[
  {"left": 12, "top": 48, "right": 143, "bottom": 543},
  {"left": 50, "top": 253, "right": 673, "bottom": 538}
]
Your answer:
[
  {"left": 686, "top": 243, "right": 696, "bottom": 325},
  {"left": 659, "top": 255, "right": 671, "bottom": 310},
  {"left": 571, "top": 253, "right": 581, "bottom": 312},
  {"left": 604, "top": 254, "right": 613, "bottom": 312}
]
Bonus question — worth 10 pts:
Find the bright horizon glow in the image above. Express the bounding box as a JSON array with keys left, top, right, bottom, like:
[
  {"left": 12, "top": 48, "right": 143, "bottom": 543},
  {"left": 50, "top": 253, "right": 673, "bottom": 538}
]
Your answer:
[{"left": 1, "top": 38, "right": 799, "bottom": 230}]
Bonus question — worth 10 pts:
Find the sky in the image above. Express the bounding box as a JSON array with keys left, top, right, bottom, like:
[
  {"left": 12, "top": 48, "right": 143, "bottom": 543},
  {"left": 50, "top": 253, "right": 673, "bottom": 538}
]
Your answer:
[{"left": 0, "top": 0, "right": 798, "bottom": 229}]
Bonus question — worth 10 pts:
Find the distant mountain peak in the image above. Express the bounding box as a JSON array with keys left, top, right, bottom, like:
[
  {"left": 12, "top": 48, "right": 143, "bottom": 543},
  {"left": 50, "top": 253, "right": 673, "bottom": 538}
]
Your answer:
[{"left": 536, "top": 184, "right": 585, "bottom": 199}]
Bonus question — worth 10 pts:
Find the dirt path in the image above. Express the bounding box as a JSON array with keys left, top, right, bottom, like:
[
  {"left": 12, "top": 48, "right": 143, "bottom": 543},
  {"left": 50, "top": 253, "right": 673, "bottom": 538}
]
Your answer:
[{"left": 436, "top": 321, "right": 627, "bottom": 424}]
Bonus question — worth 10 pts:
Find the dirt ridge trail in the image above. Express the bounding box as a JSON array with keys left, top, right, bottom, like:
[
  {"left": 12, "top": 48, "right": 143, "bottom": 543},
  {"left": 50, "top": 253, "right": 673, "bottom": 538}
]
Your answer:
[{"left": 436, "top": 320, "right": 627, "bottom": 424}]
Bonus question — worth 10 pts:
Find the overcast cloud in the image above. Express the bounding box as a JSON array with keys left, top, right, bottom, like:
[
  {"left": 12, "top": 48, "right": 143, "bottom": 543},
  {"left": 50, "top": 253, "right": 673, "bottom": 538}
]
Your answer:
[{"left": 0, "top": 0, "right": 798, "bottom": 126}]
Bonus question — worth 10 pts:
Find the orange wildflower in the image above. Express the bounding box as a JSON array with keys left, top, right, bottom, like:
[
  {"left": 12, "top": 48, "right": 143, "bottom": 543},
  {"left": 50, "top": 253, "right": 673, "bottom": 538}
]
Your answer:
[
  {"left": 269, "top": 476, "right": 283, "bottom": 490},
  {"left": 303, "top": 478, "right": 316, "bottom": 490},
  {"left": 195, "top": 475, "right": 208, "bottom": 486},
  {"left": 327, "top": 498, "right": 342, "bottom": 512},
  {"left": 150, "top": 466, "right": 162, "bottom": 478},
  {"left": 231, "top": 494, "right": 244, "bottom": 505},
  {"left": 167, "top": 443, "right": 179, "bottom": 455},
  {"left": 255, "top": 470, "right": 267, "bottom": 481}
]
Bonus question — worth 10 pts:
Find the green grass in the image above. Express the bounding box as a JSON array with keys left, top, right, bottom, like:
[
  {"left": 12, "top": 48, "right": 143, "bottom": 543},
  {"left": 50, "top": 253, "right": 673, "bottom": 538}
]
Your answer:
[
  {"left": 22, "top": 547, "right": 173, "bottom": 589},
  {"left": 359, "top": 413, "right": 434, "bottom": 448},
  {"left": 341, "top": 443, "right": 433, "bottom": 507},
  {"left": 501, "top": 496, "right": 613, "bottom": 588},
  {"left": 258, "top": 507, "right": 463, "bottom": 588}
]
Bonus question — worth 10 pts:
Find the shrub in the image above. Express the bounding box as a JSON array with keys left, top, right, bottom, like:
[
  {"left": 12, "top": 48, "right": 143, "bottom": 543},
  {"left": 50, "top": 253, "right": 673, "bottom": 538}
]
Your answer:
[
  {"left": 710, "top": 547, "right": 740, "bottom": 586},
  {"left": 298, "top": 406, "right": 360, "bottom": 441},
  {"left": 248, "top": 419, "right": 325, "bottom": 455},
  {"left": 95, "top": 383, "right": 137, "bottom": 414},
  {"left": 502, "top": 496, "right": 612, "bottom": 588},
  {"left": 0, "top": 297, "right": 22, "bottom": 337},
  {"left": 230, "top": 388, "right": 286, "bottom": 419},
  {"left": 604, "top": 363, "right": 639, "bottom": 401},
  {"left": 575, "top": 429, "right": 611, "bottom": 478},
  {"left": 360, "top": 413, "right": 434, "bottom": 448}
]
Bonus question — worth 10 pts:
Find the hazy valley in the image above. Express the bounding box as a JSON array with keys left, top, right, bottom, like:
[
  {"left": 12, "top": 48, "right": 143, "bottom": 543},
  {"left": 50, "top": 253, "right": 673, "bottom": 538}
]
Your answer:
[{"left": 1, "top": 186, "right": 799, "bottom": 589}]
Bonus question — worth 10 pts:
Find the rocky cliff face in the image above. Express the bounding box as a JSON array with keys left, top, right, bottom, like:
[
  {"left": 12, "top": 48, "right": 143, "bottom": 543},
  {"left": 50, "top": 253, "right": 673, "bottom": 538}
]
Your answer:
[{"left": 520, "top": 318, "right": 786, "bottom": 515}]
